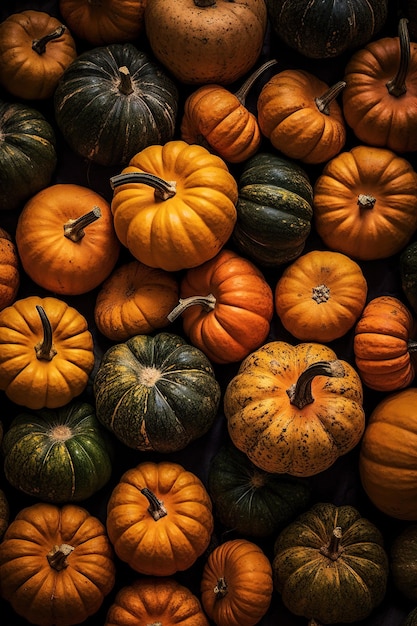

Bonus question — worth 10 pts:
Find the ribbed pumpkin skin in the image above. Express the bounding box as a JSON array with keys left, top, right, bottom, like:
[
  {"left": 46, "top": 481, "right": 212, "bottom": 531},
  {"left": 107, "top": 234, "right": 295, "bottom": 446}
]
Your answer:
[
  {"left": 0, "top": 228, "right": 19, "bottom": 311},
  {"left": 233, "top": 152, "right": 313, "bottom": 267},
  {"left": 272, "top": 502, "right": 389, "bottom": 623},
  {"left": 94, "top": 332, "right": 221, "bottom": 452},
  {"left": 54, "top": 43, "right": 178, "bottom": 166},
  {"left": 0, "top": 100, "right": 57, "bottom": 211},
  {"left": 2, "top": 402, "right": 113, "bottom": 503},
  {"left": 105, "top": 577, "right": 209, "bottom": 626},
  {"left": 391, "top": 525, "right": 417, "bottom": 602}
]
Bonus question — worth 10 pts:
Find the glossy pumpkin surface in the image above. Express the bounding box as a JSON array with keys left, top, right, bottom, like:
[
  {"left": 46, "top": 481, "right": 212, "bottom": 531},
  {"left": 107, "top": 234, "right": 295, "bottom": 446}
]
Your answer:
[
  {"left": 0, "top": 227, "right": 19, "bottom": 311},
  {"left": 0, "top": 502, "right": 115, "bottom": 626},
  {"left": 224, "top": 341, "right": 365, "bottom": 477},
  {"left": 93, "top": 331, "right": 221, "bottom": 452},
  {"left": 106, "top": 461, "right": 214, "bottom": 576},
  {"left": 272, "top": 502, "right": 389, "bottom": 623},
  {"left": 2, "top": 401, "right": 113, "bottom": 503}
]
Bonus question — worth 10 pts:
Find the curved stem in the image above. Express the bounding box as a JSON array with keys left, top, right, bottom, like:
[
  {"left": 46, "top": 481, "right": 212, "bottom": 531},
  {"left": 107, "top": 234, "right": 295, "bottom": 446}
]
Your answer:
[
  {"left": 32, "top": 25, "right": 66, "bottom": 55},
  {"left": 214, "top": 576, "right": 228, "bottom": 599},
  {"left": 386, "top": 18, "right": 410, "bottom": 97},
  {"left": 141, "top": 487, "right": 168, "bottom": 520},
  {"left": 234, "top": 59, "right": 278, "bottom": 104},
  {"left": 286, "top": 360, "right": 345, "bottom": 409},
  {"left": 319, "top": 526, "right": 344, "bottom": 561},
  {"left": 118, "top": 66, "right": 134, "bottom": 95},
  {"left": 315, "top": 80, "right": 346, "bottom": 115},
  {"left": 35, "top": 305, "right": 57, "bottom": 361},
  {"left": 47, "top": 543, "right": 74, "bottom": 571},
  {"left": 63, "top": 206, "right": 101, "bottom": 242},
  {"left": 358, "top": 194, "right": 376, "bottom": 209},
  {"left": 167, "top": 293, "right": 216, "bottom": 322},
  {"left": 110, "top": 172, "right": 177, "bottom": 201}
]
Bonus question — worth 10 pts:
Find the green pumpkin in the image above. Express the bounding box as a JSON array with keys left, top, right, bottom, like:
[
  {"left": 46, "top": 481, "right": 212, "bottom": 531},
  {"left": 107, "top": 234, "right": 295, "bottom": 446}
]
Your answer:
[
  {"left": 402, "top": 606, "right": 417, "bottom": 626},
  {"left": 208, "top": 443, "right": 311, "bottom": 538},
  {"left": 93, "top": 332, "right": 221, "bottom": 452},
  {"left": 0, "top": 99, "right": 57, "bottom": 211},
  {"left": 233, "top": 152, "right": 313, "bottom": 267},
  {"left": 401, "top": 241, "right": 417, "bottom": 315},
  {"left": 391, "top": 525, "right": 417, "bottom": 602},
  {"left": 1, "top": 401, "right": 113, "bottom": 503},
  {"left": 54, "top": 43, "right": 178, "bottom": 167},
  {"left": 272, "top": 502, "right": 389, "bottom": 624}
]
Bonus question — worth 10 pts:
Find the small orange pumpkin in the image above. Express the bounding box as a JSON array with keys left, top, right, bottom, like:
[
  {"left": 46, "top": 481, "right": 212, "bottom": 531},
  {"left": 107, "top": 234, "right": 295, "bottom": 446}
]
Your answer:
[{"left": 0, "top": 228, "right": 19, "bottom": 311}]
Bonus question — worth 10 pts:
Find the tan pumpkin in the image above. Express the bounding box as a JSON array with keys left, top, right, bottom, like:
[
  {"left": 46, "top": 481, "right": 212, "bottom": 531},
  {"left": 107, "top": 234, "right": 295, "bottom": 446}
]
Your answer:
[{"left": 0, "top": 227, "right": 19, "bottom": 311}]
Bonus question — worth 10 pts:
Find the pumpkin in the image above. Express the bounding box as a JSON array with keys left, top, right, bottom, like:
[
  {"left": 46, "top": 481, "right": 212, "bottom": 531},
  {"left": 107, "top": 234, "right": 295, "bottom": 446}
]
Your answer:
[
  {"left": 343, "top": 18, "right": 417, "bottom": 153},
  {"left": 0, "top": 502, "right": 115, "bottom": 626},
  {"left": 93, "top": 331, "right": 221, "bottom": 452},
  {"left": 94, "top": 260, "right": 179, "bottom": 341},
  {"left": 224, "top": 341, "right": 365, "bottom": 477},
  {"left": 391, "top": 524, "right": 417, "bottom": 602},
  {"left": 0, "top": 295, "right": 95, "bottom": 410},
  {"left": 208, "top": 443, "right": 311, "bottom": 538},
  {"left": 257, "top": 69, "right": 347, "bottom": 164},
  {"left": 110, "top": 140, "right": 238, "bottom": 271},
  {"left": 0, "top": 99, "right": 57, "bottom": 212},
  {"left": 106, "top": 460, "right": 214, "bottom": 576},
  {"left": 0, "top": 228, "right": 19, "bottom": 311},
  {"left": 105, "top": 577, "right": 209, "bottom": 626},
  {"left": 0, "top": 489, "right": 9, "bottom": 540},
  {"left": 232, "top": 151, "right": 313, "bottom": 267},
  {"left": 401, "top": 241, "right": 417, "bottom": 315},
  {"left": 272, "top": 502, "right": 389, "bottom": 623},
  {"left": 359, "top": 387, "right": 417, "bottom": 520},
  {"left": 180, "top": 59, "right": 277, "bottom": 164},
  {"left": 402, "top": 607, "right": 417, "bottom": 626},
  {"left": 2, "top": 401, "right": 113, "bottom": 503},
  {"left": 0, "top": 10, "right": 77, "bottom": 100},
  {"left": 54, "top": 43, "right": 178, "bottom": 167},
  {"left": 274, "top": 250, "right": 368, "bottom": 342},
  {"left": 167, "top": 249, "right": 274, "bottom": 364},
  {"left": 265, "top": 0, "right": 388, "bottom": 59},
  {"left": 144, "top": 0, "right": 267, "bottom": 85},
  {"left": 201, "top": 538, "right": 273, "bottom": 626},
  {"left": 313, "top": 145, "right": 417, "bottom": 261},
  {"left": 59, "top": 0, "right": 147, "bottom": 45},
  {"left": 353, "top": 295, "right": 417, "bottom": 392}
]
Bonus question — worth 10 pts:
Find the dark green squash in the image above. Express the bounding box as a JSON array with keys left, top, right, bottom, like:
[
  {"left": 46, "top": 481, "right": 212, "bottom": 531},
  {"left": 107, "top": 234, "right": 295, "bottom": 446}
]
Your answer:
[
  {"left": 391, "top": 525, "right": 417, "bottom": 603},
  {"left": 1, "top": 401, "right": 113, "bottom": 503},
  {"left": 272, "top": 502, "right": 389, "bottom": 623},
  {"left": 265, "top": 0, "right": 389, "bottom": 59},
  {"left": 208, "top": 443, "right": 311, "bottom": 538},
  {"left": 233, "top": 152, "right": 313, "bottom": 267},
  {"left": 93, "top": 332, "right": 221, "bottom": 452},
  {"left": 54, "top": 43, "right": 178, "bottom": 167},
  {"left": 402, "top": 606, "right": 417, "bottom": 626},
  {"left": 401, "top": 241, "right": 417, "bottom": 315},
  {"left": 0, "top": 99, "right": 57, "bottom": 211}
]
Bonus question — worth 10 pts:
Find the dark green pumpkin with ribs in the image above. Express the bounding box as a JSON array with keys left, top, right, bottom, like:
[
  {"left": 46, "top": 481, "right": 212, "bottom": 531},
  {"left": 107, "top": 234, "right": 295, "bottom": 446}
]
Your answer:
[
  {"left": 93, "top": 332, "right": 221, "bottom": 452},
  {"left": 232, "top": 152, "right": 313, "bottom": 267},
  {"left": 401, "top": 241, "right": 417, "bottom": 316}
]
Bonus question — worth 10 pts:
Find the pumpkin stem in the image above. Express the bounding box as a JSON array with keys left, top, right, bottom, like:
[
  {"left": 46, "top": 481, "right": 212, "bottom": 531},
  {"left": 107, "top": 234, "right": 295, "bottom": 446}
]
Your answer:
[
  {"left": 47, "top": 543, "right": 74, "bottom": 571},
  {"left": 319, "top": 526, "right": 344, "bottom": 560},
  {"left": 213, "top": 576, "right": 228, "bottom": 599},
  {"left": 286, "top": 360, "right": 345, "bottom": 409},
  {"left": 32, "top": 25, "right": 66, "bottom": 55},
  {"left": 63, "top": 206, "right": 102, "bottom": 242},
  {"left": 167, "top": 293, "right": 217, "bottom": 322},
  {"left": 35, "top": 305, "right": 58, "bottom": 361},
  {"left": 386, "top": 18, "right": 410, "bottom": 97},
  {"left": 315, "top": 80, "right": 346, "bottom": 115},
  {"left": 118, "top": 66, "right": 135, "bottom": 96},
  {"left": 141, "top": 487, "right": 168, "bottom": 520},
  {"left": 357, "top": 194, "right": 376, "bottom": 209},
  {"left": 234, "top": 59, "right": 279, "bottom": 104},
  {"left": 110, "top": 172, "right": 177, "bottom": 201}
]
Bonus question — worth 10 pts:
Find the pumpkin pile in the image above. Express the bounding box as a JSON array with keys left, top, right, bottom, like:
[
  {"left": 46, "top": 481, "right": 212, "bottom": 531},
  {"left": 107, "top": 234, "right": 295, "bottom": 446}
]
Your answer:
[{"left": 1, "top": 1, "right": 417, "bottom": 626}]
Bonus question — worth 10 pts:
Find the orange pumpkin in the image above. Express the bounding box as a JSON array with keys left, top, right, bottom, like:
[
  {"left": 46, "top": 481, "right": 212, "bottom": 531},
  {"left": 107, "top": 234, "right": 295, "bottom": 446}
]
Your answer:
[
  {"left": 16, "top": 183, "right": 120, "bottom": 296},
  {"left": 313, "top": 145, "right": 417, "bottom": 260},
  {"left": 167, "top": 249, "right": 274, "bottom": 364},
  {"left": 0, "top": 227, "right": 19, "bottom": 311},
  {"left": 0, "top": 502, "right": 115, "bottom": 626},
  {"left": 274, "top": 250, "right": 368, "bottom": 343},
  {"left": 0, "top": 10, "right": 77, "bottom": 100},
  {"left": 257, "top": 69, "right": 347, "bottom": 164}
]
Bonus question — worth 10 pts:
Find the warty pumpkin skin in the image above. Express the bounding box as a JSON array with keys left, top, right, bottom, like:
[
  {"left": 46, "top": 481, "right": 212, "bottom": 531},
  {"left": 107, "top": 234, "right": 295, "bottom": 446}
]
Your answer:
[
  {"left": 0, "top": 227, "right": 19, "bottom": 311},
  {"left": 359, "top": 387, "right": 417, "bottom": 520},
  {"left": 105, "top": 577, "right": 209, "bottom": 626},
  {"left": 0, "top": 10, "right": 77, "bottom": 100},
  {"left": 15, "top": 183, "right": 120, "bottom": 296},
  {"left": 224, "top": 341, "right": 365, "bottom": 477},
  {"left": 0, "top": 502, "right": 116, "bottom": 626},
  {"left": 93, "top": 331, "right": 221, "bottom": 452},
  {"left": 200, "top": 538, "right": 273, "bottom": 626},
  {"left": 272, "top": 502, "right": 389, "bottom": 623},
  {"left": 313, "top": 145, "right": 417, "bottom": 261},
  {"left": 110, "top": 140, "right": 238, "bottom": 271},
  {"left": 106, "top": 460, "right": 214, "bottom": 576},
  {"left": 0, "top": 295, "right": 95, "bottom": 410}
]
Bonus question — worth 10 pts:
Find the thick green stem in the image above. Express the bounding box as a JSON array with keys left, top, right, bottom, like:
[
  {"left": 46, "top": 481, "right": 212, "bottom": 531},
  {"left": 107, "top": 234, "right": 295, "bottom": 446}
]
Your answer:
[
  {"left": 386, "top": 18, "right": 410, "bottom": 97},
  {"left": 167, "top": 293, "right": 216, "bottom": 322},
  {"left": 315, "top": 81, "right": 346, "bottom": 115},
  {"left": 141, "top": 488, "right": 168, "bottom": 520},
  {"left": 35, "top": 305, "right": 57, "bottom": 361},
  {"left": 286, "top": 360, "right": 345, "bottom": 409},
  {"left": 32, "top": 25, "right": 66, "bottom": 55},
  {"left": 234, "top": 59, "right": 278, "bottom": 104},
  {"left": 110, "top": 172, "right": 177, "bottom": 201},
  {"left": 63, "top": 206, "right": 101, "bottom": 242}
]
